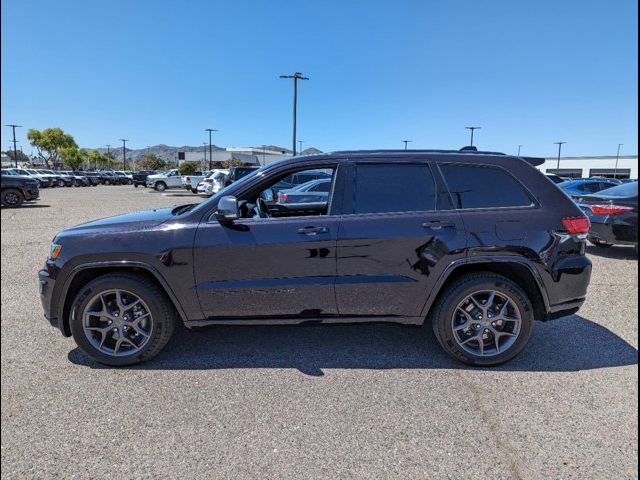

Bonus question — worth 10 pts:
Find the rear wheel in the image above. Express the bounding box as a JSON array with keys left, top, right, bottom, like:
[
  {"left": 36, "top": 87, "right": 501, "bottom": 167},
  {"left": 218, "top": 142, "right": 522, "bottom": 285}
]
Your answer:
[
  {"left": 431, "top": 273, "right": 533, "bottom": 366},
  {"left": 57, "top": 179, "right": 65, "bottom": 187},
  {"left": 70, "top": 273, "right": 176, "bottom": 366},
  {"left": 1, "top": 188, "right": 25, "bottom": 207}
]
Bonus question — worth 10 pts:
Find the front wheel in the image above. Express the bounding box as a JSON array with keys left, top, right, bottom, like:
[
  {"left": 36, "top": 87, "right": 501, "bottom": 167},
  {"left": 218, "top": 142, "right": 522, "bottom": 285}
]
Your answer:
[
  {"left": 1, "top": 188, "right": 25, "bottom": 207},
  {"left": 154, "top": 182, "right": 167, "bottom": 192},
  {"left": 57, "top": 179, "right": 65, "bottom": 187},
  {"left": 70, "top": 273, "right": 176, "bottom": 366},
  {"left": 431, "top": 273, "right": 533, "bottom": 366}
]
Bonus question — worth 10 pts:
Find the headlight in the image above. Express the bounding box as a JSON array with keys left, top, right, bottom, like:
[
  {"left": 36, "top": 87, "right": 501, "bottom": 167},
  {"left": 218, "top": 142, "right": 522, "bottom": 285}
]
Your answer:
[{"left": 50, "top": 243, "right": 62, "bottom": 260}]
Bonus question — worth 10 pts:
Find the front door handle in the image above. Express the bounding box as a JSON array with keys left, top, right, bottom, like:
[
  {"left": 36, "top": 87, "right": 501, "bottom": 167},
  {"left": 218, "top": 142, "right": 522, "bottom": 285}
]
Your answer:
[
  {"left": 297, "top": 226, "right": 329, "bottom": 236},
  {"left": 422, "top": 220, "right": 456, "bottom": 230}
]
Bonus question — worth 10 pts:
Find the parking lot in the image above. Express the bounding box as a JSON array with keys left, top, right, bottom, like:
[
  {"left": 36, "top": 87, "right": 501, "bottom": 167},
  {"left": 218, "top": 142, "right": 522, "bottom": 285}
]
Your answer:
[{"left": 1, "top": 186, "right": 637, "bottom": 479}]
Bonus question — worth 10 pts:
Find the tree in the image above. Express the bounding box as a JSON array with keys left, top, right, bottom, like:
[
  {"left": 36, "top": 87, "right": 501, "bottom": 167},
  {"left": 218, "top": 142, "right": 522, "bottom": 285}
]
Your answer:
[
  {"left": 137, "top": 154, "right": 167, "bottom": 171},
  {"left": 60, "top": 146, "right": 87, "bottom": 171},
  {"left": 178, "top": 161, "right": 199, "bottom": 175},
  {"left": 27, "top": 128, "right": 77, "bottom": 168},
  {"left": 2, "top": 149, "right": 30, "bottom": 164}
]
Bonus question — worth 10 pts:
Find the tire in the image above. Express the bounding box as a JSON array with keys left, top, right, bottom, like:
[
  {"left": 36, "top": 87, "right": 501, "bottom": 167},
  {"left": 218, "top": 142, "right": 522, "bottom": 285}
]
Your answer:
[
  {"left": 134, "top": 184, "right": 139, "bottom": 188},
  {"left": 127, "top": 179, "right": 133, "bottom": 185},
  {"left": 588, "top": 238, "right": 613, "bottom": 248},
  {"left": 431, "top": 272, "right": 534, "bottom": 367},
  {"left": 57, "top": 179, "right": 65, "bottom": 187},
  {"left": 69, "top": 273, "right": 177, "bottom": 366},
  {"left": 1, "top": 188, "right": 25, "bottom": 207},
  {"left": 104, "top": 179, "right": 111, "bottom": 185},
  {"left": 154, "top": 182, "right": 167, "bottom": 192}
]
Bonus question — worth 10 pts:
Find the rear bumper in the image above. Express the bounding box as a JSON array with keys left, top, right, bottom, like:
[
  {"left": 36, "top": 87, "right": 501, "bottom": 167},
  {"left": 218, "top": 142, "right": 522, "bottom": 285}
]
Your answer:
[
  {"left": 542, "top": 254, "right": 592, "bottom": 320},
  {"left": 588, "top": 221, "right": 638, "bottom": 246}
]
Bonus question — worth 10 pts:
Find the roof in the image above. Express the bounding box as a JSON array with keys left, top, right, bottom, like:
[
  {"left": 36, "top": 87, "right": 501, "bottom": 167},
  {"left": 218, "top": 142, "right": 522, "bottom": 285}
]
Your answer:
[{"left": 294, "top": 148, "right": 545, "bottom": 166}]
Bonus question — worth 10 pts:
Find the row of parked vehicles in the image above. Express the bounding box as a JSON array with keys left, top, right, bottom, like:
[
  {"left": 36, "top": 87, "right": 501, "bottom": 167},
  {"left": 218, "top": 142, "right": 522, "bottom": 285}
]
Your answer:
[{"left": 3, "top": 167, "right": 136, "bottom": 188}]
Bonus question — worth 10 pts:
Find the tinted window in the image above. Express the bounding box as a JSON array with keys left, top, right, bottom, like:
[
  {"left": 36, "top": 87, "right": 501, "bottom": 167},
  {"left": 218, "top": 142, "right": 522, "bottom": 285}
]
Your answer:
[
  {"left": 354, "top": 164, "right": 436, "bottom": 214},
  {"left": 440, "top": 164, "right": 532, "bottom": 209},
  {"left": 312, "top": 181, "right": 331, "bottom": 192}
]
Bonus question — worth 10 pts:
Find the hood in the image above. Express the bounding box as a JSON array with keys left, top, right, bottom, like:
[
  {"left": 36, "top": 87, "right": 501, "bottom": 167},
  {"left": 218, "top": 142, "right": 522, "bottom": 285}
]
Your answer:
[{"left": 58, "top": 207, "right": 177, "bottom": 236}]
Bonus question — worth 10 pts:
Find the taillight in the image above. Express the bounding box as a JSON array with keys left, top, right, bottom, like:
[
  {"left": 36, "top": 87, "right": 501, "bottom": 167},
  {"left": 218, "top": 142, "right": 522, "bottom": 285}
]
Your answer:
[
  {"left": 562, "top": 216, "right": 591, "bottom": 235},
  {"left": 590, "top": 204, "right": 634, "bottom": 215},
  {"left": 205, "top": 178, "right": 214, "bottom": 183},
  {"left": 278, "top": 193, "right": 288, "bottom": 202}
]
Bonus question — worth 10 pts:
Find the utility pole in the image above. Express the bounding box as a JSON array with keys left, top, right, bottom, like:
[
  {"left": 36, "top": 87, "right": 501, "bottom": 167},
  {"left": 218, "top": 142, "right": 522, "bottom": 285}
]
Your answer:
[
  {"left": 279, "top": 72, "right": 309, "bottom": 155},
  {"left": 262, "top": 145, "right": 267, "bottom": 166},
  {"left": 465, "top": 126, "right": 481, "bottom": 147},
  {"left": 517, "top": 145, "right": 523, "bottom": 156},
  {"left": 402, "top": 140, "right": 412, "bottom": 150},
  {"left": 120, "top": 139, "right": 128, "bottom": 170},
  {"left": 615, "top": 143, "right": 624, "bottom": 179},
  {"left": 554, "top": 142, "right": 566, "bottom": 175},
  {"left": 298, "top": 140, "right": 304, "bottom": 154},
  {"left": 203, "top": 142, "right": 208, "bottom": 170},
  {"left": 105, "top": 144, "right": 111, "bottom": 169},
  {"left": 5, "top": 124, "right": 21, "bottom": 168},
  {"left": 205, "top": 128, "right": 217, "bottom": 171}
]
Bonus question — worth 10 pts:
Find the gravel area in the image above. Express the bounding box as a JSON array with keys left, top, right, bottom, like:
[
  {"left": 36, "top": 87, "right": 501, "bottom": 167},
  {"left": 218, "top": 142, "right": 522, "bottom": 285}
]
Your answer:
[{"left": 1, "top": 186, "right": 638, "bottom": 479}]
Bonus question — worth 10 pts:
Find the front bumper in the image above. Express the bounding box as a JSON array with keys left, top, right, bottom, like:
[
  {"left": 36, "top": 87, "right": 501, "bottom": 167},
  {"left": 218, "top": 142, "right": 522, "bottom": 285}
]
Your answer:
[
  {"left": 24, "top": 185, "right": 40, "bottom": 200},
  {"left": 38, "top": 266, "right": 60, "bottom": 331}
]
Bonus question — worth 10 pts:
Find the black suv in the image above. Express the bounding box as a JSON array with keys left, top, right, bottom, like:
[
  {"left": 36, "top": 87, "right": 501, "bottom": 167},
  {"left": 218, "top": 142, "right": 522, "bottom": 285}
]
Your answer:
[
  {"left": 1, "top": 171, "right": 40, "bottom": 207},
  {"left": 39, "top": 149, "right": 592, "bottom": 366}
]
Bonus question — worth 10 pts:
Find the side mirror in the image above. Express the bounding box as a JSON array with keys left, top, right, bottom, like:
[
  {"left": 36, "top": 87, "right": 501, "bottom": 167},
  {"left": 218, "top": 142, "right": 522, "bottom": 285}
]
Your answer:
[
  {"left": 261, "top": 189, "right": 275, "bottom": 202},
  {"left": 215, "top": 195, "right": 239, "bottom": 223}
]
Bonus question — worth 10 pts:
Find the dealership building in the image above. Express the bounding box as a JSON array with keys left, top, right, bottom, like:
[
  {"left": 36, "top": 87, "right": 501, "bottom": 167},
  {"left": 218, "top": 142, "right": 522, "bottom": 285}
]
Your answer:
[{"left": 537, "top": 155, "right": 638, "bottom": 179}]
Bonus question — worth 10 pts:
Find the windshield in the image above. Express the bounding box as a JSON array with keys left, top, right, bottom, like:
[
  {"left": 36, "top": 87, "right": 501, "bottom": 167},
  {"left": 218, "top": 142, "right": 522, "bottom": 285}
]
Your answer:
[{"left": 595, "top": 182, "right": 638, "bottom": 197}]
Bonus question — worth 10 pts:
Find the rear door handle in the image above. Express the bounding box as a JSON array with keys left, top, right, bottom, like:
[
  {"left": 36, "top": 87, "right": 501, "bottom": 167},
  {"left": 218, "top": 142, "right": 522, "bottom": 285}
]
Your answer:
[
  {"left": 422, "top": 220, "right": 456, "bottom": 230},
  {"left": 297, "top": 226, "right": 329, "bottom": 236}
]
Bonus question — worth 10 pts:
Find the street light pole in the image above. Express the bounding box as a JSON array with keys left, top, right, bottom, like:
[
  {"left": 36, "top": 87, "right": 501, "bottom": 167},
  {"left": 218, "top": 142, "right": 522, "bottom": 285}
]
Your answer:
[
  {"left": 203, "top": 142, "right": 208, "bottom": 170},
  {"left": 615, "top": 143, "right": 624, "bottom": 179},
  {"left": 120, "top": 139, "right": 128, "bottom": 170},
  {"left": 280, "top": 72, "right": 309, "bottom": 156},
  {"left": 298, "top": 140, "right": 304, "bottom": 154},
  {"left": 205, "top": 128, "right": 217, "bottom": 171},
  {"left": 5, "top": 124, "right": 22, "bottom": 168},
  {"left": 262, "top": 145, "right": 267, "bottom": 166},
  {"left": 517, "top": 145, "right": 523, "bottom": 156},
  {"left": 554, "top": 142, "right": 566, "bottom": 175},
  {"left": 465, "top": 126, "right": 481, "bottom": 147},
  {"left": 402, "top": 140, "right": 412, "bottom": 150}
]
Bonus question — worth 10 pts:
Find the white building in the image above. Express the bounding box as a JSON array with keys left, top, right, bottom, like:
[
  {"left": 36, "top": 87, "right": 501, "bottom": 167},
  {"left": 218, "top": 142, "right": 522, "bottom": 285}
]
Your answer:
[
  {"left": 178, "top": 147, "right": 290, "bottom": 169},
  {"left": 537, "top": 155, "right": 638, "bottom": 179}
]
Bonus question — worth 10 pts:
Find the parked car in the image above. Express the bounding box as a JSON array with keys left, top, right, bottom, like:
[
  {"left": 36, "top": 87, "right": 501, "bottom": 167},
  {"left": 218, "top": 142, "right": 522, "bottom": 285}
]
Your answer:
[
  {"left": 59, "top": 171, "right": 91, "bottom": 187},
  {"left": 146, "top": 169, "right": 183, "bottom": 191},
  {"left": 99, "top": 171, "right": 126, "bottom": 185},
  {"left": 38, "top": 169, "right": 73, "bottom": 187},
  {"left": 74, "top": 171, "right": 101, "bottom": 186},
  {"left": 1, "top": 171, "right": 39, "bottom": 207},
  {"left": 546, "top": 174, "right": 568, "bottom": 184},
  {"left": 6, "top": 168, "right": 52, "bottom": 188},
  {"left": 269, "top": 169, "right": 333, "bottom": 197},
  {"left": 576, "top": 182, "right": 638, "bottom": 252},
  {"left": 197, "top": 170, "right": 229, "bottom": 196},
  {"left": 224, "top": 166, "right": 260, "bottom": 186},
  {"left": 276, "top": 178, "right": 332, "bottom": 204},
  {"left": 39, "top": 148, "right": 593, "bottom": 367},
  {"left": 558, "top": 178, "right": 622, "bottom": 198},
  {"left": 182, "top": 172, "right": 208, "bottom": 193},
  {"left": 132, "top": 170, "right": 157, "bottom": 188},
  {"left": 114, "top": 171, "right": 134, "bottom": 185}
]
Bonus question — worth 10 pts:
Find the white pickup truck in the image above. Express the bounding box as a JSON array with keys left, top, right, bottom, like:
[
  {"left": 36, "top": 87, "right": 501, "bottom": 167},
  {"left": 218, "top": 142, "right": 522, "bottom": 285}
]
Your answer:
[{"left": 145, "top": 169, "right": 184, "bottom": 191}]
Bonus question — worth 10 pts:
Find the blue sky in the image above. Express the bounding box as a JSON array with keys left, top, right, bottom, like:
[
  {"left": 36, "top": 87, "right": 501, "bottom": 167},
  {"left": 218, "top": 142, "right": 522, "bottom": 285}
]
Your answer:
[{"left": 1, "top": 0, "right": 637, "bottom": 157}]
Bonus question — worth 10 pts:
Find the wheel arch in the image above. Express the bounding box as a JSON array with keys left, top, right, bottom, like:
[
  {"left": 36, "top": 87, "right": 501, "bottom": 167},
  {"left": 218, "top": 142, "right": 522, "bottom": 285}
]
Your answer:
[
  {"left": 59, "top": 262, "right": 188, "bottom": 336},
  {"left": 421, "top": 257, "right": 549, "bottom": 322}
]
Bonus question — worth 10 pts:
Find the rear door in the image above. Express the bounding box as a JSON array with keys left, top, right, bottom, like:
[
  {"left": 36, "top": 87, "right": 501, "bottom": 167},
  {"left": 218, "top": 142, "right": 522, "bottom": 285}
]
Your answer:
[{"left": 335, "top": 160, "right": 466, "bottom": 319}]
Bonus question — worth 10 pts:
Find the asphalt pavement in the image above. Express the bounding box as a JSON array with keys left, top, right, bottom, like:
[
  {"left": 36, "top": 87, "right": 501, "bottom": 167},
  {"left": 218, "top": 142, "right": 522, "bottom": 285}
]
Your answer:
[{"left": 1, "top": 186, "right": 637, "bottom": 479}]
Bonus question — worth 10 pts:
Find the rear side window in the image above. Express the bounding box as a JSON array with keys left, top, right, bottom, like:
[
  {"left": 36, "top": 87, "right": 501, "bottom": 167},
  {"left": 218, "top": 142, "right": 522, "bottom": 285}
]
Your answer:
[
  {"left": 354, "top": 164, "right": 436, "bottom": 214},
  {"left": 440, "top": 164, "right": 533, "bottom": 209}
]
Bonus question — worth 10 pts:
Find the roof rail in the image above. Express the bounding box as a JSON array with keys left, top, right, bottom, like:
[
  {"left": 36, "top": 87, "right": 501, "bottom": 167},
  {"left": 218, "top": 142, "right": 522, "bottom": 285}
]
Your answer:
[{"left": 329, "top": 148, "right": 507, "bottom": 156}]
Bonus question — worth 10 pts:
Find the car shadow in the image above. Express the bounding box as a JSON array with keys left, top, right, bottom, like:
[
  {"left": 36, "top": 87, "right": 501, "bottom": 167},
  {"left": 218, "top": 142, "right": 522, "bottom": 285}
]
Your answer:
[
  {"left": 587, "top": 245, "right": 638, "bottom": 260},
  {"left": 68, "top": 315, "right": 638, "bottom": 375},
  {"left": 1, "top": 204, "right": 50, "bottom": 209}
]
